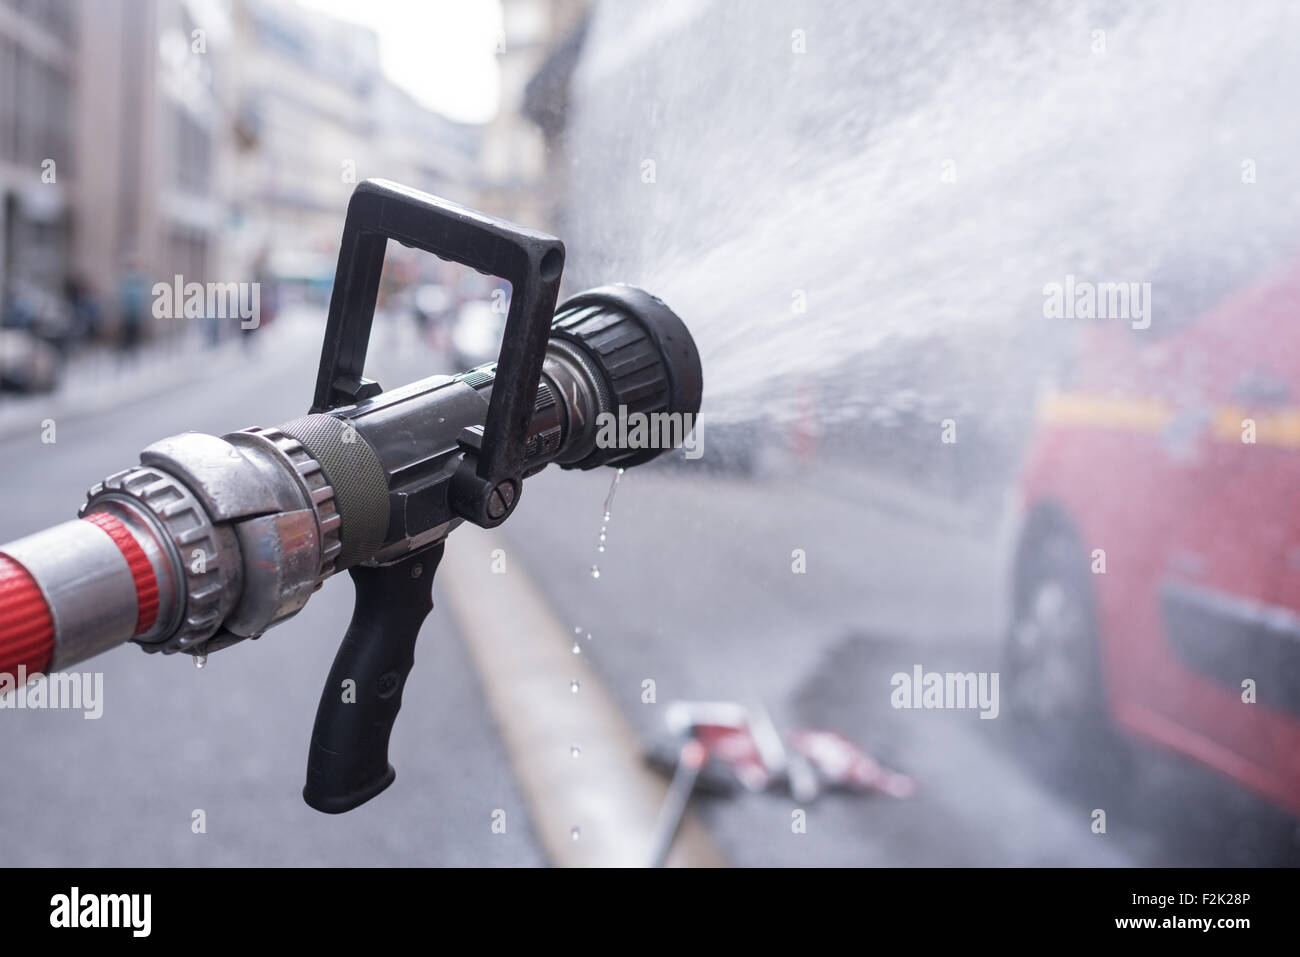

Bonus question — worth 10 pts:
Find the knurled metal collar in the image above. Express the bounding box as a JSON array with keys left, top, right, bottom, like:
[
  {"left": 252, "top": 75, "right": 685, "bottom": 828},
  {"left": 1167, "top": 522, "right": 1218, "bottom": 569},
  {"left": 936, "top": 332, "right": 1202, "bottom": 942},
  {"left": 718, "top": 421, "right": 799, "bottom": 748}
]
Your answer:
[
  {"left": 82, "top": 465, "right": 240, "bottom": 654},
  {"left": 232, "top": 426, "right": 342, "bottom": 582}
]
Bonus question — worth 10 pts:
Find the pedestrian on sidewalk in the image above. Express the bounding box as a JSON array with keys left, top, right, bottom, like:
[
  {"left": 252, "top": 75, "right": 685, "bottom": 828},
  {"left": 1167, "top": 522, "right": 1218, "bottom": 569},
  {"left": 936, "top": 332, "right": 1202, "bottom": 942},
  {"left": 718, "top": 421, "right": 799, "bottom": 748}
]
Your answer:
[{"left": 116, "top": 259, "right": 149, "bottom": 365}]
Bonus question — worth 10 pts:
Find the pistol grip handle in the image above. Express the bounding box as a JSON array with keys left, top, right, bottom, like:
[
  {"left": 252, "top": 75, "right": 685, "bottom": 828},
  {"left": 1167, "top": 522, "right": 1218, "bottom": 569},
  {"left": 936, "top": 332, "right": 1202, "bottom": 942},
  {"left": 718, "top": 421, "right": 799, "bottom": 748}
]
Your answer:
[{"left": 302, "top": 544, "right": 443, "bottom": 814}]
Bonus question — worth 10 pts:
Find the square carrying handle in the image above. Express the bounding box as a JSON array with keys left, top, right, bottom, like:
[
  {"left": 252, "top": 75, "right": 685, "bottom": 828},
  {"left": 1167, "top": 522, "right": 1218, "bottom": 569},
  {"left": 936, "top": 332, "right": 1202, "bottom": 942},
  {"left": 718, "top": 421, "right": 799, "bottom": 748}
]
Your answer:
[{"left": 311, "top": 179, "right": 565, "bottom": 525}]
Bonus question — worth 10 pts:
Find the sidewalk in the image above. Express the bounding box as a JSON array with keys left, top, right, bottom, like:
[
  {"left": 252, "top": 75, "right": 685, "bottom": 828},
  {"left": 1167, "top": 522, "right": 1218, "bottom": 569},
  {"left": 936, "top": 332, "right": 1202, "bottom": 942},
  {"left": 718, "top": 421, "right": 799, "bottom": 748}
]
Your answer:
[{"left": 0, "top": 313, "right": 315, "bottom": 443}]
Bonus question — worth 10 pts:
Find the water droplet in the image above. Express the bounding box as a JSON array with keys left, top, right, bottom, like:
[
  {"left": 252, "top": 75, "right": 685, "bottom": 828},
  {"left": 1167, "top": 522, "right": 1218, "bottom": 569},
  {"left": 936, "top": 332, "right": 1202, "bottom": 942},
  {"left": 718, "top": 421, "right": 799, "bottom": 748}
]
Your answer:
[
  {"left": 601, "top": 469, "right": 623, "bottom": 525},
  {"left": 597, "top": 544, "right": 605, "bottom": 553},
  {"left": 570, "top": 826, "right": 581, "bottom": 841},
  {"left": 570, "top": 745, "right": 581, "bottom": 758},
  {"left": 574, "top": 626, "right": 582, "bottom": 635},
  {"left": 571, "top": 642, "right": 582, "bottom": 655},
  {"left": 194, "top": 655, "right": 207, "bottom": 670},
  {"left": 590, "top": 564, "right": 600, "bottom": 579},
  {"left": 585, "top": 632, "right": 593, "bottom": 642},
  {"left": 570, "top": 679, "right": 580, "bottom": 694}
]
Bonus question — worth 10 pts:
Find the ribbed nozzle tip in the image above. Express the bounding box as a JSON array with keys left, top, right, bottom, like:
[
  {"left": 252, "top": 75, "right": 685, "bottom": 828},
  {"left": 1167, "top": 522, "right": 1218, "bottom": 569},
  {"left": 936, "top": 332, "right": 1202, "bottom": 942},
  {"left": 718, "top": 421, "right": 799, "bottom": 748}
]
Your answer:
[{"left": 549, "top": 285, "right": 703, "bottom": 470}]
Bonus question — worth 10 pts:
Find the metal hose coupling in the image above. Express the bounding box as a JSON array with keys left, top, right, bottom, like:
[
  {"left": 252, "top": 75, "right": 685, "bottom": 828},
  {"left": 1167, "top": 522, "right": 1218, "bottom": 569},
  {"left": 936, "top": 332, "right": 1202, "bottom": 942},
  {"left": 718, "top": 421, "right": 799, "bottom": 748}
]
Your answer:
[{"left": 75, "top": 426, "right": 346, "bottom": 662}]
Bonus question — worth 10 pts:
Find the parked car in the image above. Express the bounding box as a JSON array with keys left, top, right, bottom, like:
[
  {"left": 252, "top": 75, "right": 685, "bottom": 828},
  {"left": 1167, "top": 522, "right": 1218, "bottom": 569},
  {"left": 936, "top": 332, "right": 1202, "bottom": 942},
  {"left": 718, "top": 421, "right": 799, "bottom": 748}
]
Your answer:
[
  {"left": 2, "top": 282, "right": 74, "bottom": 352},
  {"left": 450, "top": 299, "right": 506, "bottom": 371},
  {"left": 412, "top": 282, "right": 454, "bottom": 328},
  {"left": 0, "top": 328, "right": 61, "bottom": 393},
  {"left": 1006, "top": 254, "right": 1300, "bottom": 816}
]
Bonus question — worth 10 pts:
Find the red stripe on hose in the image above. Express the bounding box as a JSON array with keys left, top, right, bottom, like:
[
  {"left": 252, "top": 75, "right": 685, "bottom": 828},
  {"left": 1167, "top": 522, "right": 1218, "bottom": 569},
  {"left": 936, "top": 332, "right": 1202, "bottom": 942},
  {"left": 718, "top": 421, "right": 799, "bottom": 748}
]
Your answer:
[
  {"left": 0, "top": 554, "right": 54, "bottom": 677},
  {"left": 82, "top": 512, "right": 159, "bottom": 635}
]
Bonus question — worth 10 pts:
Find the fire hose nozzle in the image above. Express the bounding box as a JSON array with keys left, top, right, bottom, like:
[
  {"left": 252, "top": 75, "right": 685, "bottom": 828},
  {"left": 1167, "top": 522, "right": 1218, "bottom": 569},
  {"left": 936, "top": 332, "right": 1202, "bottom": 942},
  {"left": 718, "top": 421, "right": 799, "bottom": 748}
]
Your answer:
[{"left": 0, "top": 180, "right": 705, "bottom": 814}]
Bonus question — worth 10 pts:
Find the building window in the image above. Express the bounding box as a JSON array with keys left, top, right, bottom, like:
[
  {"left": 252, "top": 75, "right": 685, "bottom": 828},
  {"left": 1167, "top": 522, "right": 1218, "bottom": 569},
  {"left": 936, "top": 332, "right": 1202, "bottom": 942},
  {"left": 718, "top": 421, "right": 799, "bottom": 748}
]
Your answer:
[{"left": 172, "top": 106, "right": 213, "bottom": 195}]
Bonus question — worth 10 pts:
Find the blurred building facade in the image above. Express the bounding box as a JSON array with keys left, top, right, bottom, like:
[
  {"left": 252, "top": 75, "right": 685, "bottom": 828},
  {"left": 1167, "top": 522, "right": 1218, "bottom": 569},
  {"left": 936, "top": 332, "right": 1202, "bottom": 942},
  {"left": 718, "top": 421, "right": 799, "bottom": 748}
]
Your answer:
[
  {"left": 229, "top": 0, "right": 483, "bottom": 287},
  {"left": 375, "top": 80, "right": 481, "bottom": 207},
  {"left": 229, "top": 0, "right": 382, "bottom": 286},
  {"left": 2, "top": 0, "right": 485, "bottom": 347},
  {"left": 72, "top": 0, "right": 235, "bottom": 336},
  {"left": 0, "top": 0, "right": 76, "bottom": 304},
  {"left": 480, "top": 0, "right": 587, "bottom": 230}
]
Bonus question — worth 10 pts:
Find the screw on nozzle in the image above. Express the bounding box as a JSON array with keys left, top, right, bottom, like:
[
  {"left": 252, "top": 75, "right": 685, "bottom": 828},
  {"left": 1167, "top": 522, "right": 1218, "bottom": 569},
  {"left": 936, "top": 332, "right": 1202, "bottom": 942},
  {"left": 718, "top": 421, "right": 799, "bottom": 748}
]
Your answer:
[{"left": 486, "top": 481, "right": 517, "bottom": 520}]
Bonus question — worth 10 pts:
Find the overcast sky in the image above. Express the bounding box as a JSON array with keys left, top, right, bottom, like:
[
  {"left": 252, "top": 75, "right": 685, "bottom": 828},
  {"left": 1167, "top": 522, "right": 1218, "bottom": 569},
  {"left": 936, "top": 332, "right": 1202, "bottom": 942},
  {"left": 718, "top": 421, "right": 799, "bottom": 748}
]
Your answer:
[{"left": 295, "top": 0, "right": 503, "bottom": 124}]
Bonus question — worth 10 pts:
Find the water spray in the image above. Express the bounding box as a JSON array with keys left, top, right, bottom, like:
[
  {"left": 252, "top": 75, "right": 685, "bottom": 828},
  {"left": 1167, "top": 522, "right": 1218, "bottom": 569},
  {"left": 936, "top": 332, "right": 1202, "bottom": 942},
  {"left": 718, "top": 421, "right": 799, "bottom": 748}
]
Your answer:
[{"left": 0, "top": 180, "right": 702, "bottom": 813}]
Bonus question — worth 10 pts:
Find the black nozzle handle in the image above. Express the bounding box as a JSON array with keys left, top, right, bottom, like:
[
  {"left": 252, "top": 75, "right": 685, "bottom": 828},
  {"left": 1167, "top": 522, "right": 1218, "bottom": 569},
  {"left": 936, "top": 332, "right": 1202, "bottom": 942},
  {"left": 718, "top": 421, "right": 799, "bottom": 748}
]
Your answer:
[
  {"left": 312, "top": 179, "right": 564, "bottom": 525},
  {"left": 303, "top": 544, "right": 444, "bottom": 814}
]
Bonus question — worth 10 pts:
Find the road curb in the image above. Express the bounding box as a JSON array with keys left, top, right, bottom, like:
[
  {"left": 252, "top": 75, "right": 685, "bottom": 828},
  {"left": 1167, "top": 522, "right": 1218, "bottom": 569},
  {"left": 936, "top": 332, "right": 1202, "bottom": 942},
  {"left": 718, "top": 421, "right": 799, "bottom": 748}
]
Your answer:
[{"left": 440, "top": 525, "right": 728, "bottom": 868}]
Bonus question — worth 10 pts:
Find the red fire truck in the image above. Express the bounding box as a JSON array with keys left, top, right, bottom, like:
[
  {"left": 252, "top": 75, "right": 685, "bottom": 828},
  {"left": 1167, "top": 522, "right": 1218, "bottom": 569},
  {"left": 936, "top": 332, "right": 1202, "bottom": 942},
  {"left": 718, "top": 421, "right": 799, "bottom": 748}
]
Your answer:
[{"left": 1006, "top": 255, "right": 1300, "bottom": 816}]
